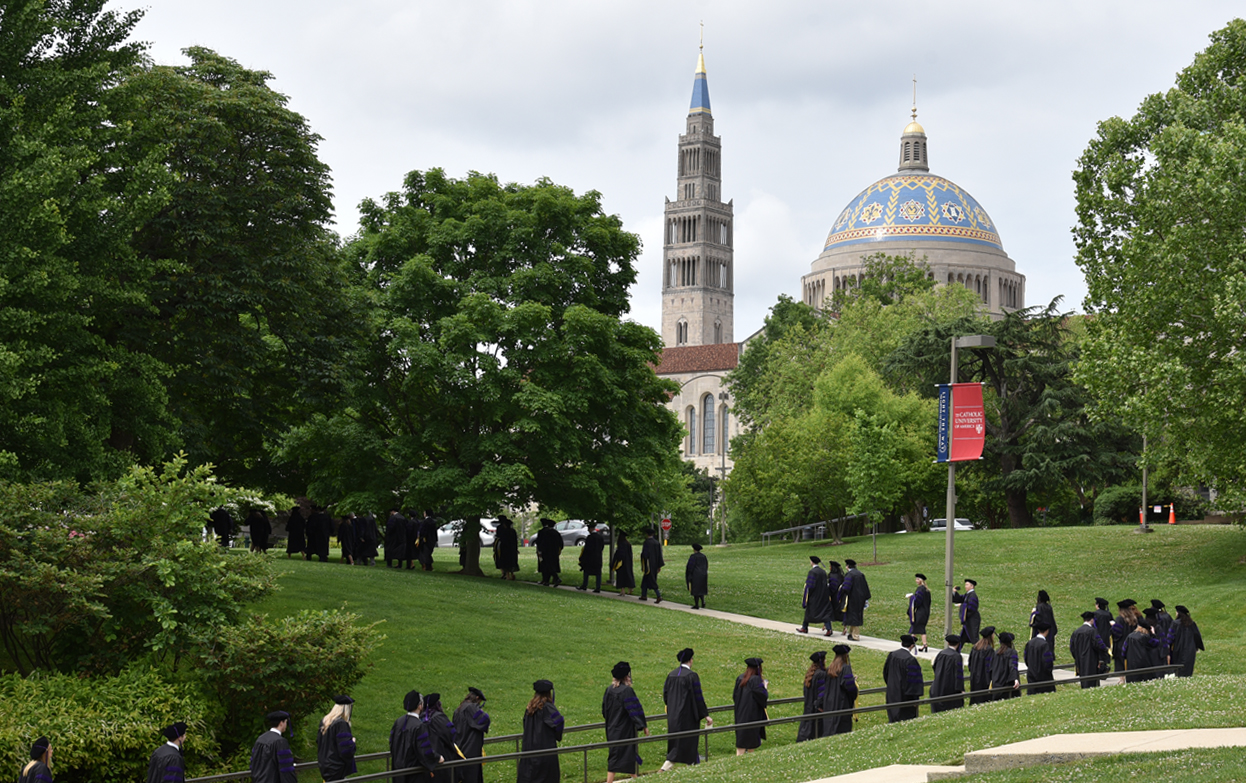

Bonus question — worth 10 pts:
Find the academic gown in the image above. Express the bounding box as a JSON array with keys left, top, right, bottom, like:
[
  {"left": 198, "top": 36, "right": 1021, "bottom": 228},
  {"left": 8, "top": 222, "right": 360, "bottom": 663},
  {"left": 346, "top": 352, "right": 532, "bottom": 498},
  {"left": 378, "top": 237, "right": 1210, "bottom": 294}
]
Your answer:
[
  {"left": 663, "top": 665, "right": 708, "bottom": 764},
  {"left": 802, "top": 565, "right": 831, "bottom": 627},
  {"left": 1030, "top": 603, "right": 1058, "bottom": 649},
  {"left": 797, "top": 668, "right": 828, "bottom": 741},
  {"left": 640, "top": 537, "right": 664, "bottom": 592},
  {"left": 250, "top": 729, "right": 297, "bottom": 783},
  {"left": 337, "top": 519, "right": 355, "bottom": 561},
  {"left": 825, "top": 664, "right": 858, "bottom": 735},
  {"left": 580, "top": 531, "right": 605, "bottom": 576},
  {"left": 838, "top": 567, "right": 871, "bottom": 627},
  {"left": 418, "top": 516, "right": 439, "bottom": 565},
  {"left": 1068, "top": 623, "right": 1110, "bottom": 687},
  {"left": 404, "top": 515, "right": 420, "bottom": 563},
  {"left": 827, "top": 572, "right": 845, "bottom": 622},
  {"left": 953, "top": 590, "right": 980, "bottom": 649},
  {"left": 452, "top": 701, "right": 492, "bottom": 783},
  {"left": 967, "top": 646, "right": 995, "bottom": 704},
  {"left": 146, "top": 743, "right": 184, "bottom": 783},
  {"left": 989, "top": 647, "right": 1019, "bottom": 700},
  {"left": 1154, "top": 611, "right": 1175, "bottom": 659},
  {"left": 882, "top": 648, "right": 924, "bottom": 722},
  {"left": 732, "top": 674, "right": 768, "bottom": 749},
  {"left": 517, "top": 703, "right": 564, "bottom": 783},
  {"left": 248, "top": 511, "right": 272, "bottom": 552},
  {"left": 1124, "top": 631, "right": 1162, "bottom": 682},
  {"left": 211, "top": 507, "right": 234, "bottom": 547},
  {"left": 424, "top": 709, "right": 456, "bottom": 783},
  {"left": 307, "top": 511, "right": 333, "bottom": 559},
  {"left": 1023, "top": 636, "right": 1056, "bottom": 694},
  {"left": 908, "top": 585, "right": 931, "bottom": 635},
  {"left": 389, "top": 714, "right": 436, "bottom": 783},
  {"left": 355, "top": 515, "right": 378, "bottom": 561},
  {"left": 286, "top": 509, "right": 306, "bottom": 555},
  {"left": 18, "top": 760, "right": 53, "bottom": 783},
  {"left": 495, "top": 525, "right": 520, "bottom": 572},
  {"left": 1170, "top": 620, "right": 1204, "bottom": 677},
  {"left": 611, "top": 539, "right": 635, "bottom": 589},
  {"left": 602, "top": 683, "right": 647, "bottom": 774},
  {"left": 1092, "top": 609, "right": 1114, "bottom": 658},
  {"left": 317, "top": 717, "right": 357, "bottom": 781},
  {"left": 685, "top": 551, "right": 708, "bottom": 597},
  {"left": 930, "top": 647, "right": 965, "bottom": 711},
  {"left": 1110, "top": 614, "right": 1134, "bottom": 672},
  {"left": 534, "top": 527, "right": 563, "bottom": 578},
  {"left": 384, "top": 515, "right": 407, "bottom": 566}
]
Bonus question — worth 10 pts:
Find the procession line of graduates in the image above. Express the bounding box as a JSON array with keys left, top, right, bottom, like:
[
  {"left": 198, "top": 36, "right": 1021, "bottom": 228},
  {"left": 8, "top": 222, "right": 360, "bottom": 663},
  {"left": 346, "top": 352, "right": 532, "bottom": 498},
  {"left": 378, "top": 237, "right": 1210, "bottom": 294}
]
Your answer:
[{"left": 798, "top": 556, "right": 869, "bottom": 640}]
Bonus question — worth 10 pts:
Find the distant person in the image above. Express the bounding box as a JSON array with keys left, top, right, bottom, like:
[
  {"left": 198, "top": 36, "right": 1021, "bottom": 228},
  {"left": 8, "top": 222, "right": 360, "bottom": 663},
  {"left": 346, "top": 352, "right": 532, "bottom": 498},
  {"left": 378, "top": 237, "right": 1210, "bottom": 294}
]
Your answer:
[
  {"left": 418, "top": 510, "right": 439, "bottom": 572},
  {"left": 19, "top": 737, "right": 52, "bottom": 783},
  {"left": 249, "top": 711, "right": 296, "bottom": 783},
  {"left": 732, "top": 658, "right": 768, "bottom": 755},
  {"left": 384, "top": 510, "right": 407, "bottom": 569},
  {"left": 317, "top": 695, "right": 357, "bottom": 782},
  {"left": 1092, "top": 597, "right": 1114, "bottom": 657},
  {"left": 1069, "top": 610, "right": 1110, "bottom": 688},
  {"left": 797, "top": 650, "right": 829, "bottom": 742},
  {"left": 147, "top": 722, "right": 186, "bottom": 783},
  {"left": 1024, "top": 622, "right": 1056, "bottom": 694},
  {"left": 285, "top": 506, "right": 306, "bottom": 559},
  {"left": 660, "top": 648, "right": 711, "bottom": 771},
  {"left": 798, "top": 556, "right": 831, "bottom": 635},
  {"left": 826, "top": 561, "right": 846, "bottom": 631},
  {"left": 390, "top": 691, "right": 435, "bottom": 783},
  {"left": 494, "top": 516, "right": 520, "bottom": 580},
  {"left": 990, "top": 632, "right": 1020, "bottom": 700},
  {"left": 577, "top": 524, "right": 605, "bottom": 592},
  {"left": 1029, "top": 590, "right": 1058, "bottom": 651},
  {"left": 247, "top": 509, "right": 272, "bottom": 553},
  {"left": 404, "top": 510, "right": 420, "bottom": 570},
  {"left": 1124, "top": 619, "right": 1162, "bottom": 682},
  {"left": 837, "top": 559, "right": 870, "bottom": 641},
  {"left": 534, "top": 518, "right": 563, "bottom": 586},
  {"left": 1170, "top": 605, "right": 1204, "bottom": 677},
  {"left": 337, "top": 515, "right": 356, "bottom": 565},
  {"left": 1150, "top": 600, "right": 1175, "bottom": 660},
  {"left": 952, "top": 578, "right": 980, "bottom": 652},
  {"left": 825, "top": 644, "right": 858, "bottom": 735},
  {"left": 907, "top": 573, "right": 932, "bottom": 651},
  {"left": 611, "top": 532, "right": 635, "bottom": 597},
  {"left": 1111, "top": 599, "right": 1140, "bottom": 676},
  {"left": 422, "top": 694, "right": 455, "bottom": 783},
  {"left": 355, "top": 513, "right": 378, "bottom": 566},
  {"left": 685, "top": 544, "right": 708, "bottom": 609},
  {"left": 930, "top": 633, "right": 965, "bottom": 712},
  {"left": 968, "top": 626, "right": 996, "bottom": 705},
  {"left": 453, "top": 688, "right": 491, "bottom": 783},
  {"left": 639, "top": 527, "right": 663, "bottom": 603},
  {"left": 882, "top": 635, "right": 924, "bottom": 722},
  {"left": 306, "top": 506, "right": 332, "bottom": 562},
  {"left": 210, "top": 507, "right": 234, "bottom": 548},
  {"left": 601, "top": 662, "right": 648, "bottom": 783},
  {"left": 517, "top": 680, "right": 564, "bottom": 783}
]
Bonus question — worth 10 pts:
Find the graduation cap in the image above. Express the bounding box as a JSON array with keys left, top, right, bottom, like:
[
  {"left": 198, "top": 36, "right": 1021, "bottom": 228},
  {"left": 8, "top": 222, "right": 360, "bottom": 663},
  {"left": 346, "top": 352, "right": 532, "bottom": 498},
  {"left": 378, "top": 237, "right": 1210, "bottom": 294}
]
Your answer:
[
  {"left": 612, "top": 662, "right": 631, "bottom": 680},
  {"left": 998, "top": 631, "right": 1015, "bottom": 646},
  {"left": 468, "top": 687, "right": 487, "bottom": 702},
  {"left": 423, "top": 693, "right": 441, "bottom": 711},
  {"left": 1137, "top": 619, "right": 1153, "bottom": 631},
  {"left": 744, "top": 657, "right": 763, "bottom": 669},
  {"left": 1095, "top": 597, "right": 1109, "bottom": 608},
  {"left": 30, "top": 737, "right": 50, "bottom": 760},
  {"left": 1037, "top": 590, "right": 1050, "bottom": 603},
  {"left": 828, "top": 561, "right": 841, "bottom": 568},
  {"left": 1116, "top": 600, "right": 1132, "bottom": 609},
  {"left": 266, "top": 711, "right": 290, "bottom": 726},
  {"left": 1143, "top": 607, "right": 1158, "bottom": 618},
  {"left": 980, "top": 626, "right": 996, "bottom": 638},
  {"left": 964, "top": 578, "right": 978, "bottom": 587},
  {"left": 533, "top": 680, "right": 554, "bottom": 693},
  {"left": 915, "top": 573, "right": 927, "bottom": 580},
  {"left": 1122, "top": 599, "right": 1138, "bottom": 607},
  {"left": 809, "top": 555, "right": 821, "bottom": 564},
  {"left": 333, "top": 695, "right": 354, "bottom": 705},
  {"left": 844, "top": 559, "right": 857, "bottom": 568},
  {"left": 403, "top": 691, "right": 422, "bottom": 712},
  {"left": 677, "top": 648, "right": 695, "bottom": 663},
  {"left": 1175, "top": 605, "right": 1190, "bottom": 615},
  {"left": 900, "top": 634, "right": 918, "bottom": 647},
  {"left": 1081, "top": 610, "right": 1097, "bottom": 621},
  {"left": 692, "top": 543, "right": 703, "bottom": 551},
  {"left": 809, "top": 651, "right": 827, "bottom": 664},
  {"left": 832, "top": 644, "right": 852, "bottom": 656},
  {"left": 540, "top": 518, "right": 555, "bottom": 527},
  {"left": 161, "top": 722, "right": 187, "bottom": 742},
  {"left": 945, "top": 633, "right": 962, "bottom": 645},
  {"left": 1151, "top": 599, "right": 1166, "bottom": 609},
  {"left": 1032, "top": 621, "right": 1051, "bottom": 633}
]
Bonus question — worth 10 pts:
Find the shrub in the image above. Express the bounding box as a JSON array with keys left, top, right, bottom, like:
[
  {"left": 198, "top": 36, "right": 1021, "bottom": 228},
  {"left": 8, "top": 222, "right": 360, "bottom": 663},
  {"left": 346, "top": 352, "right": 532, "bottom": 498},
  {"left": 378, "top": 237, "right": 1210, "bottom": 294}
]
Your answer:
[{"left": 1093, "top": 484, "right": 1142, "bottom": 525}]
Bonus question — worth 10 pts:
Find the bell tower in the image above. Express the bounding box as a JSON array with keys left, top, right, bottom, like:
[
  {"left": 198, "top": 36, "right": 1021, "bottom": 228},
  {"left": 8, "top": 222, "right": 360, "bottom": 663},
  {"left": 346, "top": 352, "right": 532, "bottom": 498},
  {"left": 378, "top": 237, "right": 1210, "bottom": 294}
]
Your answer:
[{"left": 661, "top": 44, "right": 734, "bottom": 347}]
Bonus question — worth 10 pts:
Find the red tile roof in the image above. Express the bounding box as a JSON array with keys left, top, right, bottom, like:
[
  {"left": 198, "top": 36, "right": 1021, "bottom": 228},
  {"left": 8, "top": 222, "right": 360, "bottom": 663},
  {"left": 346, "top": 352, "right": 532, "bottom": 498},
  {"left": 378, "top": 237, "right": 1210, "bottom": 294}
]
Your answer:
[{"left": 655, "top": 343, "right": 740, "bottom": 375}]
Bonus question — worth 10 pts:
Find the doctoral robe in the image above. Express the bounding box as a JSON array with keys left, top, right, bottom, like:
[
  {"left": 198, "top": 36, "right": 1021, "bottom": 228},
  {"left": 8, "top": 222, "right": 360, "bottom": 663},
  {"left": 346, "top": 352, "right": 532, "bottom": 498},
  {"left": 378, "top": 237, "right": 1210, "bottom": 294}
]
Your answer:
[
  {"left": 418, "top": 515, "right": 439, "bottom": 569},
  {"left": 384, "top": 514, "right": 407, "bottom": 566},
  {"left": 796, "top": 668, "right": 827, "bottom": 741},
  {"left": 452, "top": 701, "right": 491, "bottom": 783},
  {"left": 827, "top": 571, "right": 845, "bottom": 623},
  {"left": 1029, "top": 603, "right": 1057, "bottom": 647},
  {"left": 685, "top": 552, "right": 708, "bottom": 598},
  {"left": 640, "top": 537, "right": 664, "bottom": 593},
  {"left": 1154, "top": 610, "right": 1175, "bottom": 659},
  {"left": 146, "top": 744, "right": 184, "bottom": 783},
  {"left": 307, "top": 510, "right": 333, "bottom": 560},
  {"left": 337, "top": 519, "right": 355, "bottom": 561},
  {"left": 211, "top": 507, "right": 234, "bottom": 547},
  {"left": 1110, "top": 614, "right": 1134, "bottom": 672},
  {"left": 967, "top": 646, "right": 994, "bottom": 704},
  {"left": 580, "top": 531, "right": 605, "bottom": 576},
  {"left": 611, "top": 539, "right": 635, "bottom": 589},
  {"left": 1124, "top": 631, "right": 1162, "bottom": 682},
  {"left": 494, "top": 525, "right": 520, "bottom": 572},
  {"left": 286, "top": 509, "right": 306, "bottom": 555},
  {"left": 18, "top": 760, "right": 52, "bottom": 783},
  {"left": 989, "top": 647, "right": 1019, "bottom": 700},
  {"left": 317, "top": 717, "right": 357, "bottom": 781},
  {"left": 404, "top": 514, "right": 420, "bottom": 563},
  {"left": 1068, "top": 623, "right": 1109, "bottom": 687},
  {"left": 248, "top": 511, "right": 272, "bottom": 552},
  {"left": 882, "top": 648, "right": 924, "bottom": 722},
  {"left": 389, "top": 714, "right": 435, "bottom": 783},
  {"left": 1170, "top": 621, "right": 1204, "bottom": 677},
  {"left": 908, "top": 585, "right": 931, "bottom": 635},
  {"left": 355, "top": 515, "right": 378, "bottom": 562},
  {"left": 1023, "top": 636, "right": 1056, "bottom": 694},
  {"left": 838, "top": 567, "right": 871, "bottom": 627},
  {"left": 601, "top": 683, "right": 647, "bottom": 774},
  {"left": 825, "top": 664, "right": 858, "bottom": 735},
  {"left": 1092, "top": 609, "right": 1113, "bottom": 654},
  {"left": 250, "top": 730, "right": 297, "bottom": 783},
  {"left": 802, "top": 565, "right": 831, "bottom": 628},
  {"left": 663, "top": 665, "right": 707, "bottom": 764},
  {"left": 424, "top": 709, "right": 456, "bottom": 783},
  {"left": 930, "top": 647, "right": 964, "bottom": 712},
  {"left": 517, "top": 703, "right": 564, "bottom": 783},
  {"left": 732, "top": 674, "right": 768, "bottom": 749},
  {"left": 534, "top": 528, "right": 563, "bottom": 579},
  {"left": 953, "top": 590, "right": 980, "bottom": 649}
]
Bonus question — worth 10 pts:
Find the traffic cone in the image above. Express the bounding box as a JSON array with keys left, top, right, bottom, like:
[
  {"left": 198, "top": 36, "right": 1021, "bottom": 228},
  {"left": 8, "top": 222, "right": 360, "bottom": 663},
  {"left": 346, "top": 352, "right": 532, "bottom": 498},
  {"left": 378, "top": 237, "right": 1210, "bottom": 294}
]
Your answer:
[
  {"left": 1139, "top": 507, "right": 1146, "bottom": 526},
  {"left": 1168, "top": 504, "right": 1176, "bottom": 525}
]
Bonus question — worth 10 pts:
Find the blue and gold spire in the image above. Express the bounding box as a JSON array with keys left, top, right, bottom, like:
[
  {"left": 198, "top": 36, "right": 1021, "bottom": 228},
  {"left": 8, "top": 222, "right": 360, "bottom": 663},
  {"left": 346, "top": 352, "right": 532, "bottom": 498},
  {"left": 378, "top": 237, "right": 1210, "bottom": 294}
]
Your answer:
[{"left": 689, "top": 42, "right": 711, "bottom": 115}]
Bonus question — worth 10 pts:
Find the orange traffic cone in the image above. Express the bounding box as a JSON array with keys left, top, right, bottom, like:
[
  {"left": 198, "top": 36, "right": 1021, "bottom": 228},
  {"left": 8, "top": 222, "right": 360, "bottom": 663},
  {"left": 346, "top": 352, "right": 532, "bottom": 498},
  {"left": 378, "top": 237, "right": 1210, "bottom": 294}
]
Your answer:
[
  {"left": 1168, "top": 504, "right": 1176, "bottom": 525},
  {"left": 1139, "top": 507, "right": 1146, "bottom": 526}
]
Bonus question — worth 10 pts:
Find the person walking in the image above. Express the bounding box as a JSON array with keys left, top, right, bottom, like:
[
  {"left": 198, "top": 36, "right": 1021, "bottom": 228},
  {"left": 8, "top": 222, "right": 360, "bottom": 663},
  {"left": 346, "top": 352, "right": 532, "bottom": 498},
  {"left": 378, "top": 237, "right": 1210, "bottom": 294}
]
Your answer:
[
  {"left": 317, "top": 695, "right": 357, "bottom": 783},
  {"left": 732, "top": 658, "right": 768, "bottom": 755},
  {"left": 611, "top": 532, "right": 635, "bottom": 597},
  {"left": 19, "top": 737, "right": 52, "bottom": 783},
  {"left": 1024, "top": 623, "right": 1056, "bottom": 695},
  {"left": 990, "top": 632, "right": 1020, "bottom": 700},
  {"left": 517, "top": 680, "right": 564, "bottom": 783},
  {"left": 1029, "top": 590, "right": 1058, "bottom": 651},
  {"left": 797, "top": 651, "right": 829, "bottom": 742},
  {"left": 1092, "top": 598, "right": 1114, "bottom": 658},
  {"left": 837, "top": 559, "right": 871, "bottom": 641},
  {"left": 534, "top": 519, "right": 563, "bottom": 587},
  {"left": 577, "top": 524, "right": 605, "bottom": 592},
  {"left": 826, "top": 561, "right": 846, "bottom": 631},
  {"left": 493, "top": 516, "right": 520, "bottom": 580},
  {"left": 285, "top": 506, "right": 306, "bottom": 559},
  {"left": 1124, "top": 619, "right": 1163, "bottom": 682},
  {"left": 384, "top": 510, "right": 407, "bottom": 569},
  {"left": 389, "top": 691, "right": 436, "bottom": 783},
  {"left": 639, "top": 527, "right": 663, "bottom": 603},
  {"left": 248, "top": 509, "right": 272, "bottom": 553},
  {"left": 602, "top": 662, "right": 648, "bottom": 783},
  {"left": 418, "top": 510, "right": 439, "bottom": 572},
  {"left": 249, "top": 711, "right": 297, "bottom": 783},
  {"left": 354, "top": 513, "right": 378, "bottom": 566},
  {"left": 306, "top": 506, "right": 332, "bottom": 562},
  {"left": 1170, "top": 605, "right": 1204, "bottom": 677},
  {"left": 147, "top": 723, "right": 186, "bottom": 783},
  {"left": 452, "top": 688, "right": 491, "bottom": 783},
  {"left": 1069, "top": 610, "right": 1110, "bottom": 688},
  {"left": 968, "top": 626, "right": 996, "bottom": 705},
  {"left": 907, "top": 573, "right": 931, "bottom": 651},
  {"left": 685, "top": 544, "right": 708, "bottom": 609},
  {"left": 210, "top": 507, "right": 234, "bottom": 548},
  {"left": 825, "top": 644, "right": 858, "bottom": 736},
  {"left": 798, "top": 556, "right": 831, "bottom": 635},
  {"left": 1111, "top": 599, "right": 1139, "bottom": 676},
  {"left": 660, "top": 648, "right": 711, "bottom": 771},
  {"left": 952, "top": 579, "right": 980, "bottom": 652},
  {"left": 882, "top": 635, "right": 924, "bottom": 722},
  {"left": 337, "top": 515, "right": 356, "bottom": 566},
  {"left": 423, "top": 694, "right": 455, "bottom": 783},
  {"left": 930, "top": 634, "right": 965, "bottom": 712}
]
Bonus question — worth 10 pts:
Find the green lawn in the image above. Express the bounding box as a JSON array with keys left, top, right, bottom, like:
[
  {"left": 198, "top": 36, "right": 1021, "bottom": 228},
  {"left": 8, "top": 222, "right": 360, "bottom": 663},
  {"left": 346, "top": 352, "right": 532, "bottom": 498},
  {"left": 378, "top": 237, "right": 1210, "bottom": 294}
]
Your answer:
[{"left": 954, "top": 746, "right": 1246, "bottom": 783}]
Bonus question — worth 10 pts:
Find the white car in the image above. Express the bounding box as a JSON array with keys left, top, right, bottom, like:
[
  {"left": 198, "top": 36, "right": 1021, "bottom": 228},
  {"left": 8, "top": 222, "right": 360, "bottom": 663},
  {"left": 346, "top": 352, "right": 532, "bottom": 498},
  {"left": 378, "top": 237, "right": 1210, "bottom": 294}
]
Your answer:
[
  {"left": 930, "top": 518, "right": 974, "bottom": 532},
  {"left": 437, "top": 519, "right": 497, "bottom": 547}
]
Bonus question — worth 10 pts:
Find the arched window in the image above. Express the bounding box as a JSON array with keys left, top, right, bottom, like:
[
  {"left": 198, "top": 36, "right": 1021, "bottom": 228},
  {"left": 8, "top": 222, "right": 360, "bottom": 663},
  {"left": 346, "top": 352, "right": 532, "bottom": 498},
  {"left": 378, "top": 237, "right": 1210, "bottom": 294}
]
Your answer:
[
  {"left": 714, "top": 320, "right": 722, "bottom": 344},
  {"left": 687, "top": 407, "right": 697, "bottom": 455},
  {"left": 702, "top": 395, "right": 716, "bottom": 455}
]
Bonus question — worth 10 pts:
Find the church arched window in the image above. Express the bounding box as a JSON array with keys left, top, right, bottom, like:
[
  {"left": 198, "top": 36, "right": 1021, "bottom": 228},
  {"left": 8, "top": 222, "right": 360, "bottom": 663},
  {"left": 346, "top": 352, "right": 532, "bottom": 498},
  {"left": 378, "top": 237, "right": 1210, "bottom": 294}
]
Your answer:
[
  {"left": 687, "top": 406, "right": 697, "bottom": 455},
  {"left": 702, "top": 394, "right": 716, "bottom": 455},
  {"left": 714, "top": 320, "right": 722, "bottom": 344}
]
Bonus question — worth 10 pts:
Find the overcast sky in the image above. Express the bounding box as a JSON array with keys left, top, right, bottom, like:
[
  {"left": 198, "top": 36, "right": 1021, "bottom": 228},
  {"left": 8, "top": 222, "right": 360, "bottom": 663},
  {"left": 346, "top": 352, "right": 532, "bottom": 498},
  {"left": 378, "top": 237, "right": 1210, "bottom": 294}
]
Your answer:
[{"left": 119, "top": 1, "right": 1242, "bottom": 337}]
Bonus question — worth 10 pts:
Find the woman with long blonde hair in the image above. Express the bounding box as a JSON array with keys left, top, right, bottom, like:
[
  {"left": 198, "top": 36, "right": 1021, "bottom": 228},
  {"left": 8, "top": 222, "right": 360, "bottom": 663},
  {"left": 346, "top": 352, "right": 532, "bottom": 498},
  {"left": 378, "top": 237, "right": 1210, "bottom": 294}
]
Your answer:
[
  {"left": 317, "top": 695, "right": 356, "bottom": 783},
  {"left": 826, "top": 644, "right": 858, "bottom": 735},
  {"left": 968, "top": 626, "right": 996, "bottom": 705},
  {"left": 732, "top": 657, "right": 768, "bottom": 755},
  {"left": 797, "top": 651, "right": 828, "bottom": 742},
  {"left": 19, "top": 737, "right": 52, "bottom": 783},
  {"left": 518, "top": 680, "right": 564, "bottom": 783}
]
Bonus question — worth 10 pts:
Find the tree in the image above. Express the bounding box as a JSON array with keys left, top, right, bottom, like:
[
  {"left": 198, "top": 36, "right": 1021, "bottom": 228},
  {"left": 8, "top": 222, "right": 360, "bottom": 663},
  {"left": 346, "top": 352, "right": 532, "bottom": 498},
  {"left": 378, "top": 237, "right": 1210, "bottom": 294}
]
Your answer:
[
  {"left": 1073, "top": 19, "right": 1246, "bottom": 509},
  {"left": 283, "top": 170, "right": 683, "bottom": 573}
]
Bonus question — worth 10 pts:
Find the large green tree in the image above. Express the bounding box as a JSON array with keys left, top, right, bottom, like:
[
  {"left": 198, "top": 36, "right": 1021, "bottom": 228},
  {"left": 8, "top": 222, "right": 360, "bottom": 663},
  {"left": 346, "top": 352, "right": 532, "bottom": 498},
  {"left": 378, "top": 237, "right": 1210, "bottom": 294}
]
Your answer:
[
  {"left": 1073, "top": 19, "right": 1246, "bottom": 508},
  {"left": 283, "top": 170, "right": 683, "bottom": 573}
]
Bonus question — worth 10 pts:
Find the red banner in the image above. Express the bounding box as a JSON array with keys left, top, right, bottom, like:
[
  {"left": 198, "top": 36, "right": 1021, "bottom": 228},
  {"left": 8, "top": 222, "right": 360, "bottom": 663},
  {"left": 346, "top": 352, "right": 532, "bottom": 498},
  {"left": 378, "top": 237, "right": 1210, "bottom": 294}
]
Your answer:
[{"left": 949, "top": 383, "right": 986, "bottom": 462}]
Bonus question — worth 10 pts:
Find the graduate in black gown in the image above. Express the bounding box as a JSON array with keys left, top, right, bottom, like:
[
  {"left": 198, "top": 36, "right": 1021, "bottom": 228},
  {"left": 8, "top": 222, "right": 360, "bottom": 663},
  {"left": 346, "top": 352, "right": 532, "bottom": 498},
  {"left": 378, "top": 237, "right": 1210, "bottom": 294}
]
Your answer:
[
  {"left": 611, "top": 533, "right": 635, "bottom": 597},
  {"left": 1029, "top": 590, "right": 1058, "bottom": 650},
  {"left": 418, "top": 511, "right": 440, "bottom": 571},
  {"left": 390, "top": 691, "right": 436, "bottom": 783},
  {"left": 337, "top": 515, "right": 356, "bottom": 565},
  {"left": 989, "top": 632, "right": 1020, "bottom": 700},
  {"left": 452, "top": 688, "right": 491, "bottom": 783},
  {"left": 285, "top": 506, "right": 306, "bottom": 559},
  {"left": 1124, "top": 619, "right": 1163, "bottom": 682},
  {"left": 384, "top": 510, "right": 407, "bottom": 568},
  {"left": 660, "top": 648, "right": 710, "bottom": 770},
  {"left": 601, "top": 662, "right": 648, "bottom": 783},
  {"left": 210, "top": 507, "right": 234, "bottom": 548},
  {"left": 882, "top": 635, "right": 924, "bottom": 722},
  {"left": 837, "top": 559, "right": 871, "bottom": 641},
  {"left": 517, "top": 680, "right": 564, "bottom": 783},
  {"left": 1023, "top": 622, "right": 1056, "bottom": 695},
  {"left": 930, "top": 634, "right": 965, "bottom": 712},
  {"left": 317, "top": 695, "right": 357, "bottom": 782},
  {"left": 354, "top": 513, "right": 378, "bottom": 566},
  {"left": 1111, "top": 599, "right": 1139, "bottom": 674},
  {"left": 1151, "top": 599, "right": 1175, "bottom": 657},
  {"left": 534, "top": 519, "right": 563, "bottom": 586},
  {"left": 685, "top": 544, "right": 708, "bottom": 608},
  {"left": 797, "top": 650, "right": 829, "bottom": 741},
  {"left": 493, "top": 516, "right": 520, "bottom": 579},
  {"left": 1069, "top": 610, "right": 1110, "bottom": 688},
  {"left": 404, "top": 511, "right": 420, "bottom": 570},
  {"left": 907, "top": 573, "right": 932, "bottom": 651},
  {"left": 19, "top": 737, "right": 53, "bottom": 783},
  {"left": 826, "top": 562, "right": 846, "bottom": 629},
  {"left": 248, "top": 509, "right": 272, "bottom": 553},
  {"left": 1170, "top": 605, "right": 1204, "bottom": 677},
  {"left": 147, "top": 723, "right": 186, "bottom": 783},
  {"left": 798, "top": 556, "right": 831, "bottom": 634},
  {"left": 306, "top": 506, "right": 332, "bottom": 562},
  {"left": 825, "top": 644, "right": 858, "bottom": 735},
  {"left": 577, "top": 525, "right": 605, "bottom": 592},
  {"left": 423, "top": 694, "right": 456, "bottom": 783},
  {"left": 250, "top": 711, "right": 297, "bottom": 783},
  {"left": 967, "top": 626, "right": 996, "bottom": 705},
  {"left": 639, "top": 527, "right": 663, "bottom": 602},
  {"left": 1092, "top": 598, "right": 1114, "bottom": 660},
  {"left": 952, "top": 579, "right": 980, "bottom": 653},
  {"left": 732, "top": 657, "right": 768, "bottom": 754}
]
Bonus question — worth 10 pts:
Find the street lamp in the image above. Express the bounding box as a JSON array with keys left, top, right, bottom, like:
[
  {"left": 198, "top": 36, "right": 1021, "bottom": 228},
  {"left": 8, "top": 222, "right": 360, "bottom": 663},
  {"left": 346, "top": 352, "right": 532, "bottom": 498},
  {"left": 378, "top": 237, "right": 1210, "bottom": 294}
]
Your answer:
[{"left": 943, "top": 334, "right": 995, "bottom": 639}]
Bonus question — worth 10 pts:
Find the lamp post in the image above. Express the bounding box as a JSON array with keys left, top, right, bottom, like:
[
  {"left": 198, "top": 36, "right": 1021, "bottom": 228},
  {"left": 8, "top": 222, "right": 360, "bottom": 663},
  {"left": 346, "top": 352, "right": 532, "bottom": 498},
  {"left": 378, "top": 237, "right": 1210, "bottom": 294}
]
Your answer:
[{"left": 944, "top": 334, "right": 995, "bottom": 638}]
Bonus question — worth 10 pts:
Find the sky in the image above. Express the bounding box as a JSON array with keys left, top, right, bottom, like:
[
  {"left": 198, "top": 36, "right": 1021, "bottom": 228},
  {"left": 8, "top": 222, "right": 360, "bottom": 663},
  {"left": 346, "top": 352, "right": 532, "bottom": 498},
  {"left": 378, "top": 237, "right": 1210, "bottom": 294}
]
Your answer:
[{"left": 117, "top": 0, "right": 1243, "bottom": 338}]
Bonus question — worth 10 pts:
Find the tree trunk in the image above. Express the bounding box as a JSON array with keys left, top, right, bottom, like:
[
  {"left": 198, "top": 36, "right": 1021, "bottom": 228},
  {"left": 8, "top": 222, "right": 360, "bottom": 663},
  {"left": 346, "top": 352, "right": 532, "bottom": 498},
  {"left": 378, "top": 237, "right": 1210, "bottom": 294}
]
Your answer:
[
  {"left": 1006, "top": 488, "right": 1033, "bottom": 528},
  {"left": 460, "top": 516, "right": 485, "bottom": 577}
]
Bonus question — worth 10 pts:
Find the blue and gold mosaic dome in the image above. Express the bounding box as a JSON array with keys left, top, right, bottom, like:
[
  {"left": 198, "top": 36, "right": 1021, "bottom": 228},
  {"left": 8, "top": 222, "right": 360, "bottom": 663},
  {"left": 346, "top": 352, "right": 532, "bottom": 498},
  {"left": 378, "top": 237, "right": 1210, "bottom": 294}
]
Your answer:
[{"left": 824, "top": 173, "right": 1003, "bottom": 252}]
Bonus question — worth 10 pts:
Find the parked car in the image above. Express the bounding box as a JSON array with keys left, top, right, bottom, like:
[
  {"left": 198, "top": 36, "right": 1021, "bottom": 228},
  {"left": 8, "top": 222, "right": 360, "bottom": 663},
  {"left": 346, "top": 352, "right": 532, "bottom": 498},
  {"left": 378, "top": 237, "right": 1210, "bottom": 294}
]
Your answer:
[
  {"left": 553, "top": 520, "right": 610, "bottom": 547},
  {"left": 930, "top": 517, "right": 974, "bottom": 532},
  {"left": 437, "top": 518, "right": 497, "bottom": 547}
]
